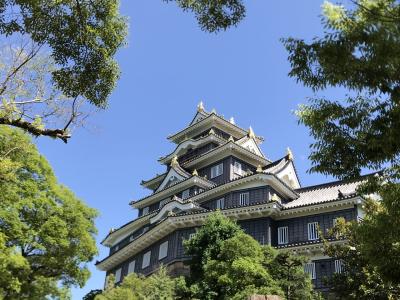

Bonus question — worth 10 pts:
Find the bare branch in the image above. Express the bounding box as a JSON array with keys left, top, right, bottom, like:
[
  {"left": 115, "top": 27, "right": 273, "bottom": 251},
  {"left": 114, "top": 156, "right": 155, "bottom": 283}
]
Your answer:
[{"left": 0, "top": 118, "right": 71, "bottom": 143}]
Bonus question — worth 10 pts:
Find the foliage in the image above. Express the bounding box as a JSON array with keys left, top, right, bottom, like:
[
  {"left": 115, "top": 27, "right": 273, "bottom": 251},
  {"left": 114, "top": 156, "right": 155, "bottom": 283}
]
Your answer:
[
  {"left": 183, "top": 212, "right": 316, "bottom": 299},
  {"left": 284, "top": 1, "right": 400, "bottom": 297},
  {"left": 0, "top": 44, "right": 94, "bottom": 142},
  {"left": 95, "top": 267, "right": 178, "bottom": 300},
  {"left": 0, "top": 0, "right": 127, "bottom": 108},
  {"left": 324, "top": 213, "right": 400, "bottom": 299},
  {"left": 165, "top": 0, "right": 246, "bottom": 32},
  {"left": 83, "top": 289, "right": 103, "bottom": 300},
  {"left": 199, "top": 233, "right": 283, "bottom": 299},
  {"left": 269, "top": 251, "right": 317, "bottom": 300},
  {"left": 283, "top": 0, "right": 400, "bottom": 179},
  {"left": 0, "top": 126, "right": 98, "bottom": 299},
  {"left": 184, "top": 211, "right": 242, "bottom": 283}
]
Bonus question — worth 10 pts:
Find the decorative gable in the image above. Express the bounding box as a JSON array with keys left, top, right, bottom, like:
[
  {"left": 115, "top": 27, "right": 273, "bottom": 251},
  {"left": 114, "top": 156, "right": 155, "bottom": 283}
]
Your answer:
[
  {"left": 274, "top": 160, "right": 301, "bottom": 189},
  {"left": 236, "top": 136, "right": 264, "bottom": 157},
  {"left": 155, "top": 166, "right": 190, "bottom": 192}
]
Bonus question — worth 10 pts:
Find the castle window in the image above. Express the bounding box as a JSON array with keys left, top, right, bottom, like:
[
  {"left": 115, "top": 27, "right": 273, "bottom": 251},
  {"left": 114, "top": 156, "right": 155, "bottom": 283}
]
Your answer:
[
  {"left": 115, "top": 268, "right": 122, "bottom": 283},
  {"left": 159, "top": 241, "right": 169, "bottom": 260},
  {"left": 216, "top": 198, "right": 225, "bottom": 209},
  {"left": 233, "top": 161, "right": 243, "bottom": 176},
  {"left": 142, "top": 251, "right": 151, "bottom": 269},
  {"left": 239, "top": 192, "right": 250, "bottom": 206},
  {"left": 334, "top": 259, "right": 343, "bottom": 273},
  {"left": 277, "top": 226, "right": 288, "bottom": 245},
  {"left": 128, "top": 260, "right": 136, "bottom": 274},
  {"left": 304, "top": 262, "right": 316, "bottom": 279},
  {"left": 211, "top": 163, "right": 223, "bottom": 178},
  {"left": 182, "top": 189, "right": 190, "bottom": 199},
  {"left": 307, "top": 222, "right": 319, "bottom": 241},
  {"left": 142, "top": 206, "right": 149, "bottom": 216}
]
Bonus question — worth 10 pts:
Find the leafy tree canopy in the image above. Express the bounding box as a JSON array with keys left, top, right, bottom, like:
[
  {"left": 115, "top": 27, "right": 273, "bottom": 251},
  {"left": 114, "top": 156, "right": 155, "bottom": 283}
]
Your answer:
[
  {"left": 284, "top": 1, "right": 400, "bottom": 297},
  {"left": 94, "top": 267, "right": 179, "bottom": 300},
  {"left": 183, "top": 212, "right": 317, "bottom": 299},
  {"left": 165, "top": 0, "right": 246, "bottom": 32},
  {"left": 0, "top": 126, "right": 98, "bottom": 299},
  {"left": 283, "top": 0, "right": 400, "bottom": 179}
]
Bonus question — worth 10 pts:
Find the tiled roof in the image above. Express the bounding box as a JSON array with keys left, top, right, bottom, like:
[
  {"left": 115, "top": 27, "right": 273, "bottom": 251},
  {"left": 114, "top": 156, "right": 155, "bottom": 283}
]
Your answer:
[{"left": 284, "top": 178, "right": 363, "bottom": 209}]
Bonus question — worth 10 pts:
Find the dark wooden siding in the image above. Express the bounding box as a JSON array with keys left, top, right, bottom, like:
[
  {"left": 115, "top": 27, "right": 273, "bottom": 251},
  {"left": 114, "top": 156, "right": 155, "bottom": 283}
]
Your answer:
[
  {"left": 138, "top": 186, "right": 205, "bottom": 217},
  {"left": 200, "top": 186, "right": 272, "bottom": 210},
  {"left": 107, "top": 210, "right": 356, "bottom": 286},
  {"left": 314, "top": 259, "right": 336, "bottom": 290},
  {"left": 178, "top": 142, "right": 218, "bottom": 165},
  {"left": 271, "top": 208, "right": 357, "bottom": 246},
  {"left": 198, "top": 157, "right": 231, "bottom": 185},
  {"left": 238, "top": 218, "right": 270, "bottom": 245}
]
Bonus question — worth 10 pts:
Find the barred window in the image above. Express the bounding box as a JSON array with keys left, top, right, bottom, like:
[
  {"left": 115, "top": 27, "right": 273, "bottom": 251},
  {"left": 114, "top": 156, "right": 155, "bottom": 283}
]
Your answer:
[
  {"left": 128, "top": 260, "right": 136, "bottom": 274},
  {"left": 211, "top": 163, "right": 223, "bottom": 178},
  {"left": 142, "top": 251, "right": 151, "bottom": 269},
  {"left": 239, "top": 192, "right": 250, "bottom": 206},
  {"left": 182, "top": 189, "right": 190, "bottom": 199},
  {"left": 216, "top": 198, "right": 225, "bottom": 209},
  {"left": 304, "top": 262, "right": 316, "bottom": 279},
  {"left": 307, "top": 222, "right": 319, "bottom": 241},
  {"left": 233, "top": 161, "right": 243, "bottom": 175},
  {"left": 115, "top": 268, "right": 122, "bottom": 283},
  {"left": 334, "top": 259, "right": 343, "bottom": 274},
  {"left": 158, "top": 241, "right": 168, "bottom": 260},
  {"left": 277, "top": 226, "right": 288, "bottom": 245}
]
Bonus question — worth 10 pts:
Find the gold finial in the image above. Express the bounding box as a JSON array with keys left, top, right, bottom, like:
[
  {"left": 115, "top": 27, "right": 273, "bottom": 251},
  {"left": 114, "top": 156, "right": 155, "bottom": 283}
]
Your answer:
[
  {"left": 286, "top": 147, "right": 293, "bottom": 160},
  {"left": 228, "top": 135, "right": 234, "bottom": 142},
  {"left": 197, "top": 101, "right": 205, "bottom": 112},
  {"left": 192, "top": 169, "right": 198, "bottom": 176},
  {"left": 170, "top": 155, "right": 179, "bottom": 168},
  {"left": 256, "top": 165, "right": 263, "bottom": 173},
  {"left": 248, "top": 126, "right": 255, "bottom": 139},
  {"left": 229, "top": 117, "right": 235, "bottom": 124},
  {"left": 271, "top": 193, "right": 280, "bottom": 202},
  {"left": 209, "top": 128, "right": 215, "bottom": 135}
]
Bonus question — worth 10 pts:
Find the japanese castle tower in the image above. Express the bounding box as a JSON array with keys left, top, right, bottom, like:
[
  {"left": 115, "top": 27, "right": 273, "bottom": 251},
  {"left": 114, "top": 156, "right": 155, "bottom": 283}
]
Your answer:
[{"left": 96, "top": 102, "right": 365, "bottom": 291}]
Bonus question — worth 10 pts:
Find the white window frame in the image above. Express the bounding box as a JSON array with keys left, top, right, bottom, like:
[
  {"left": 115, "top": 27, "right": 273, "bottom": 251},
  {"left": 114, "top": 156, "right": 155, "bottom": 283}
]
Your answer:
[
  {"left": 211, "top": 163, "right": 223, "bottom": 179},
  {"left": 142, "top": 206, "right": 149, "bottom": 216},
  {"left": 334, "top": 259, "right": 343, "bottom": 274},
  {"left": 304, "top": 262, "right": 316, "bottom": 279},
  {"left": 277, "top": 226, "right": 288, "bottom": 245},
  {"left": 128, "top": 260, "right": 136, "bottom": 274},
  {"left": 142, "top": 251, "right": 151, "bottom": 269},
  {"left": 182, "top": 189, "right": 190, "bottom": 200},
  {"left": 158, "top": 241, "right": 169, "bottom": 260},
  {"left": 307, "top": 222, "right": 319, "bottom": 241},
  {"left": 233, "top": 161, "right": 243, "bottom": 176},
  {"left": 115, "top": 268, "right": 122, "bottom": 283},
  {"left": 216, "top": 198, "right": 225, "bottom": 209},
  {"left": 239, "top": 192, "right": 250, "bottom": 206}
]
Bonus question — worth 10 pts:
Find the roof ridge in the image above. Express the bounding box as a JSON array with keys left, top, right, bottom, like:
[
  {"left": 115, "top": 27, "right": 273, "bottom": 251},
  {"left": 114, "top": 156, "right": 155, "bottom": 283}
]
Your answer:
[{"left": 295, "top": 174, "right": 372, "bottom": 193}]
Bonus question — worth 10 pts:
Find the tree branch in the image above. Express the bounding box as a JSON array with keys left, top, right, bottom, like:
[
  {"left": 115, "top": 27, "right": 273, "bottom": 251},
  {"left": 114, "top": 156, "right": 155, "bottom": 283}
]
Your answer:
[{"left": 0, "top": 118, "right": 71, "bottom": 143}]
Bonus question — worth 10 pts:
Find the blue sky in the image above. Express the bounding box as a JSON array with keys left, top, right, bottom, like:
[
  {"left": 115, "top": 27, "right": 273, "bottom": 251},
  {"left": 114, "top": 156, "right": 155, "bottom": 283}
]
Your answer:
[{"left": 35, "top": 1, "right": 341, "bottom": 298}]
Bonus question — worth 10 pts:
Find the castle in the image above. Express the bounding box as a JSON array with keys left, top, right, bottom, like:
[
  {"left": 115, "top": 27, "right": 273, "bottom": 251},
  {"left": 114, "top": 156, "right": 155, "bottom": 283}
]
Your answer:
[{"left": 96, "top": 103, "right": 365, "bottom": 291}]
